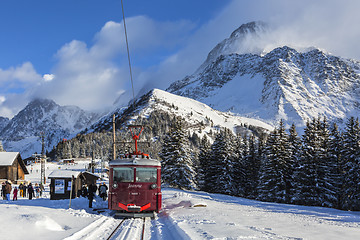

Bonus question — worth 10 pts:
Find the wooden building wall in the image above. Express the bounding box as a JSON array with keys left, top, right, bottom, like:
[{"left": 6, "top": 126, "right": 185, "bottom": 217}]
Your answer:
[
  {"left": 0, "top": 158, "right": 26, "bottom": 182},
  {"left": 0, "top": 167, "right": 7, "bottom": 179}
]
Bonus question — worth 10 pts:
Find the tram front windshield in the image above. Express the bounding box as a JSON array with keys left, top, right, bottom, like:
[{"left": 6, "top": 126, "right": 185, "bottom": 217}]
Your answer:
[
  {"left": 136, "top": 168, "right": 157, "bottom": 183},
  {"left": 113, "top": 167, "right": 134, "bottom": 182},
  {"left": 113, "top": 167, "right": 157, "bottom": 183}
]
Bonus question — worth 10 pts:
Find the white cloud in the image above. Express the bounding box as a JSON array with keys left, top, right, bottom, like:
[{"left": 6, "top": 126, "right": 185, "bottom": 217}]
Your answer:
[
  {"left": 29, "top": 16, "right": 195, "bottom": 111},
  {"left": 0, "top": 62, "right": 42, "bottom": 86},
  {"left": 43, "top": 74, "right": 55, "bottom": 82},
  {"left": 0, "top": 62, "right": 43, "bottom": 118},
  {"left": 0, "top": 96, "right": 5, "bottom": 104},
  {"left": 216, "top": 0, "right": 360, "bottom": 59}
]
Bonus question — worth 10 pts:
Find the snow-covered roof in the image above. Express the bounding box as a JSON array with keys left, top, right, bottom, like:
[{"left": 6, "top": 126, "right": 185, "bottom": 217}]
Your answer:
[
  {"left": 48, "top": 170, "right": 81, "bottom": 179},
  {"left": 109, "top": 157, "right": 161, "bottom": 167},
  {"left": 0, "top": 152, "right": 20, "bottom": 166},
  {"left": 81, "top": 171, "right": 100, "bottom": 178}
]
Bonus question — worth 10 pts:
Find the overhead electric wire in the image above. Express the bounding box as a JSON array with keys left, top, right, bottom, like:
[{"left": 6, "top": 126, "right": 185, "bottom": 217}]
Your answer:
[{"left": 121, "top": 0, "right": 136, "bottom": 108}]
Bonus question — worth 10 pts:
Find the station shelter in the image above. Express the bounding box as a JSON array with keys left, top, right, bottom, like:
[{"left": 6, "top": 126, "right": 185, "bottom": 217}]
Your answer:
[{"left": 48, "top": 170, "right": 99, "bottom": 200}]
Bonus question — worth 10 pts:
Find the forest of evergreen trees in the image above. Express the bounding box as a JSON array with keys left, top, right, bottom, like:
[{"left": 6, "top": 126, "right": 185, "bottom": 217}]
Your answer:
[{"left": 160, "top": 116, "right": 360, "bottom": 211}]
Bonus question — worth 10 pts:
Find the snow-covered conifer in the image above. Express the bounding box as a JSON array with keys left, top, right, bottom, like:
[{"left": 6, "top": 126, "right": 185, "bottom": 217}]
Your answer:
[
  {"left": 160, "top": 117, "right": 197, "bottom": 190},
  {"left": 329, "top": 122, "right": 344, "bottom": 209},
  {"left": 207, "top": 128, "right": 236, "bottom": 194},
  {"left": 198, "top": 135, "right": 211, "bottom": 191},
  {"left": 232, "top": 134, "right": 246, "bottom": 197},
  {"left": 258, "top": 120, "right": 292, "bottom": 203},
  {"left": 342, "top": 117, "right": 360, "bottom": 210},
  {"left": 317, "top": 117, "right": 338, "bottom": 208},
  {"left": 242, "top": 135, "right": 261, "bottom": 198}
]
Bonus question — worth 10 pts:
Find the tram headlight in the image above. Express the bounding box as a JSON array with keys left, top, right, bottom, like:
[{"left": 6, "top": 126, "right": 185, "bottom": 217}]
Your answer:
[
  {"left": 150, "top": 183, "right": 157, "bottom": 189},
  {"left": 113, "top": 183, "right": 118, "bottom": 189}
]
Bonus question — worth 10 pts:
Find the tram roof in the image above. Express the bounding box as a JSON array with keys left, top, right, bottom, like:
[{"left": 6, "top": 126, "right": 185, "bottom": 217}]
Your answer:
[{"left": 109, "top": 157, "right": 161, "bottom": 167}]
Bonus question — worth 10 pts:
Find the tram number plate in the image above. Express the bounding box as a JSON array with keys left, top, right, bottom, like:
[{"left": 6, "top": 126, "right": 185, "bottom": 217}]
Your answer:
[{"left": 130, "top": 192, "right": 139, "bottom": 195}]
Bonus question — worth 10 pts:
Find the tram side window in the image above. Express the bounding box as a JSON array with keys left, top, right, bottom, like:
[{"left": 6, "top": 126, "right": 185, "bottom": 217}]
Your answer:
[
  {"left": 113, "top": 167, "right": 134, "bottom": 182},
  {"left": 136, "top": 168, "right": 157, "bottom": 182}
]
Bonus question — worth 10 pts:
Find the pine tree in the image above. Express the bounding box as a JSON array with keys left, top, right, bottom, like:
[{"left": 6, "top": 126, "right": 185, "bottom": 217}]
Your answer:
[
  {"left": 207, "top": 128, "right": 236, "bottom": 194},
  {"left": 257, "top": 120, "right": 292, "bottom": 203},
  {"left": 342, "top": 117, "right": 360, "bottom": 210},
  {"left": 232, "top": 134, "right": 246, "bottom": 197},
  {"left": 317, "top": 117, "right": 338, "bottom": 208},
  {"left": 293, "top": 119, "right": 317, "bottom": 205},
  {"left": 243, "top": 135, "right": 261, "bottom": 198},
  {"left": 198, "top": 135, "right": 211, "bottom": 191},
  {"left": 288, "top": 123, "right": 301, "bottom": 168},
  {"left": 329, "top": 122, "right": 344, "bottom": 209},
  {"left": 159, "top": 117, "right": 197, "bottom": 190},
  {"left": 293, "top": 117, "right": 335, "bottom": 207}
]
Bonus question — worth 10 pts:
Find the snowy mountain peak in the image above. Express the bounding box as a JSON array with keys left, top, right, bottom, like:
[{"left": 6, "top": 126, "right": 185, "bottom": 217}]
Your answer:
[
  {"left": 0, "top": 99, "right": 101, "bottom": 157},
  {"left": 230, "top": 21, "right": 267, "bottom": 38},
  {"left": 86, "top": 88, "right": 273, "bottom": 137},
  {"left": 168, "top": 43, "right": 360, "bottom": 127},
  {"left": 197, "top": 21, "right": 268, "bottom": 73}
]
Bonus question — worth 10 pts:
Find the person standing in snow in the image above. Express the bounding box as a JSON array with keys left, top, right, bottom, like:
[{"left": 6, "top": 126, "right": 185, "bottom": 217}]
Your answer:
[
  {"left": 28, "top": 183, "right": 34, "bottom": 200},
  {"left": 81, "top": 185, "right": 88, "bottom": 198},
  {"left": 87, "top": 183, "right": 97, "bottom": 208},
  {"left": 98, "top": 183, "right": 108, "bottom": 201},
  {"left": 5, "top": 181, "right": 12, "bottom": 201},
  {"left": 34, "top": 183, "right": 40, "bottom": 198},
  {"left": 39, "top": 183, "right": 45, "bottom": 197},
  {"left": 23, "top": 183, "right": 27, "bottom": 198},
  {"left": 19, "top": 183, "right": 24, "bottom": 198},
  {"left": 13, "top": 187, "right": 18, "bottom": 201},
  {"left": 1, "top": 182, "right": 6, "bottom": 200}
]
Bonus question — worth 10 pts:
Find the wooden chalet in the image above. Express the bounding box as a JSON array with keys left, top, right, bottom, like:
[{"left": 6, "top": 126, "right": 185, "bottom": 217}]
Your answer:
[{"left": 0, "top": 152, "right": 29, "bottom": 183}]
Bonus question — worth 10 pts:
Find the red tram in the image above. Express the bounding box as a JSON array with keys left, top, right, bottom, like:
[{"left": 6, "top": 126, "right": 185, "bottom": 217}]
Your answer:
[{"left": 108, "top": 125, "right": 162, "bottom": 217}]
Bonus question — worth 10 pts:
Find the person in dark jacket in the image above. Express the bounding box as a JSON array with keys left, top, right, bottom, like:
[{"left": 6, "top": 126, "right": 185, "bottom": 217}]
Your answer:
[
  {"left": 87, "top": 183, "right": 97, "bottom": 208},
  {"left": 5, "top": 181, "right": 12, "bottom": 201},
  {"left": 98, "top": 183, "right": 108, "bottom": 201},
  {"left": 28, "top": 183, "right": 34, "bottom": 200},
  {"left": 81, "top": 185, "right": 88, "bottom": 198},
  {"left": 23, "top": 183, "right": 27, "bottom": 198},
  {"left": 1, "top": 182, "right": 6, "bottom": 200}
]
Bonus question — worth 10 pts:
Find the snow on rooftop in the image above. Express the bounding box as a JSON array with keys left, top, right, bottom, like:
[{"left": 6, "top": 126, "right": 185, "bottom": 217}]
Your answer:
[
  {"left": 0, "top": 152, "right": 20, "bottom": 166},
  {"left": 48, "top": 170, "right": 81, "bottom": 179}
]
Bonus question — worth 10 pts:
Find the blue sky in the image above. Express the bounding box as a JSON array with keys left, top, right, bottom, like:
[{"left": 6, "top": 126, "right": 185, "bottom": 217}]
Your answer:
[
  {"left": 0, "top": 0, "right": 229, "bottom": 74},
  {"left": 0, "top": 0, "right": 359, "bottom": 118}
]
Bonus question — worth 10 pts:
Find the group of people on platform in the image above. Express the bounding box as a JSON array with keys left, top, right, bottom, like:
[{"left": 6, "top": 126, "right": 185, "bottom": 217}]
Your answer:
[
  {"left": 1, "top": 181, "right": 44, "bottom": 201},
  {"left": 1, "top": 180, "right": 109, "bottom": 209},
  {"left": 80, "top": 182, "right": 108, "bottom": 208}
]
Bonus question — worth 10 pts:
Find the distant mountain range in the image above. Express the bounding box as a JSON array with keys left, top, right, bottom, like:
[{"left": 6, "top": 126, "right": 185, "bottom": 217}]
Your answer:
[
  {"left": 0, "top": 117, "right": 9, "bottom": 133},
  {"left": 167, "top": 22, "right": 360, "bottom": 127},
  {"left": 1, "top": 21, "right": 360, "bottom": 157},
  {"left": 0, "top": 99, "right": 101, "bottom": 157}
]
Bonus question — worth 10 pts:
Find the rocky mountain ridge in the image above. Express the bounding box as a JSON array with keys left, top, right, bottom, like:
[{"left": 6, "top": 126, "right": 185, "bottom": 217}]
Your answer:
[
  {"left": 0, "top": 98, "right": 101, "bottom": 157},
  {"left": 168, "top": 44, "right": 360, "bottom": 127},
  {"left": 84, "top": 88, "right": 273, "bottom": 136}
]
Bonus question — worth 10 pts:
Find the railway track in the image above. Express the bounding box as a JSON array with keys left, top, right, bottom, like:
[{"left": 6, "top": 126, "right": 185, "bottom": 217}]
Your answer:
[{"left": 107, "top": 217, "right": 150, "bottom": 240}]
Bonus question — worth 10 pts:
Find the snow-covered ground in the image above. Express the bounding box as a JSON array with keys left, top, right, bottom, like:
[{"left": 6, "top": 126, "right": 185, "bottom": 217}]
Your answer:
[{"left": 1, "top": 161, "right": 360, "bottom": 239}]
